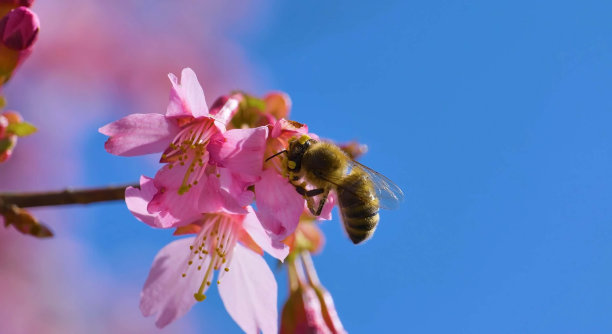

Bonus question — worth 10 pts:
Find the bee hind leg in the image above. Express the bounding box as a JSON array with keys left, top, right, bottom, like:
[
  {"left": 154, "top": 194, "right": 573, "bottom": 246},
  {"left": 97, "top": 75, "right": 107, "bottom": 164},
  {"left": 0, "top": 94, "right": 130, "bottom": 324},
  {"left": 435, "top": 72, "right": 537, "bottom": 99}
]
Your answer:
[
  {"left": 293, "top": 184, "right": 329, "bottom": 217},
  {"left": 306, "top": 188, "right": 330, "bottom": 217}
]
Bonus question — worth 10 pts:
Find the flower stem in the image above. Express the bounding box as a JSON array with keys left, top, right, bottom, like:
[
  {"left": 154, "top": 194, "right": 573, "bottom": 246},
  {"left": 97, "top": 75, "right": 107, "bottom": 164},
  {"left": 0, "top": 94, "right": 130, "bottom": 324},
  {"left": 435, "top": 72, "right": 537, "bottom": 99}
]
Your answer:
[
  {"left": 0, "top": 183, "right": 137, "bottom": 208},
  {"left": 300, "top": 251, "right": 321, "bottom": 286}
]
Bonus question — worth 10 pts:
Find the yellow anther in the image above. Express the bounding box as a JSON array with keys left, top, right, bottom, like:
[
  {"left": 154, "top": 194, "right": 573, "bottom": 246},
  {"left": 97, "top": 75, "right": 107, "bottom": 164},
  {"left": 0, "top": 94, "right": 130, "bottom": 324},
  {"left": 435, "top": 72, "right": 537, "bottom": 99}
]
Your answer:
[
  {"left": 182, "top": 273, "right": 186, "bottom": 277},
  {"left": 194, "top": 293, "right": 206, "bottom": 302},
  {"left": 224, "top": 267, "right": 229, "bottom": 272},
  {"left": 206, "top": 281, "right": 211, "bottom": 286},
  {"left": 217, "top": 280, "right": 221, "bottom": 285},
  {"left": 197, "top": 266, "right": 202, "bottom": 270},
  {"left": 298, "top": 134, "right": 310, "bottom": 145},
  {"left": 188, "top": 261, "right": 193, "bottom": 265},
  {"left": 287, "top": 160, "right": 296, "bottom": 169},
  {"left": 189, "top": 246, "right": 194, "bottom": 250}
]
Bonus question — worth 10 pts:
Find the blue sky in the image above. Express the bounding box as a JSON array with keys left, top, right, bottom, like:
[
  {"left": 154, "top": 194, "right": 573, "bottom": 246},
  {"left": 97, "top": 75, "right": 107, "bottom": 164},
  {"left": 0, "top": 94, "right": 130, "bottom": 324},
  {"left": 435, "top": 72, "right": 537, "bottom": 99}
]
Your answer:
[
  {"left": 240, "top": 1, "right": 612, "bottom": 332},
  {"left": 78, "top": 1, "right": 612, "bottom": 333}
]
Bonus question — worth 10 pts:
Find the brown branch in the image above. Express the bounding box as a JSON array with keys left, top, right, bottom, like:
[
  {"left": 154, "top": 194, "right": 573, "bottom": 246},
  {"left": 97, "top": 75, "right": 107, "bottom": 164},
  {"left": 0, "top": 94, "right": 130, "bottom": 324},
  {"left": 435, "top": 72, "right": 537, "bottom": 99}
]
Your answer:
[{"left": 0, "top": 184, "right": 138, "bottom": 208}]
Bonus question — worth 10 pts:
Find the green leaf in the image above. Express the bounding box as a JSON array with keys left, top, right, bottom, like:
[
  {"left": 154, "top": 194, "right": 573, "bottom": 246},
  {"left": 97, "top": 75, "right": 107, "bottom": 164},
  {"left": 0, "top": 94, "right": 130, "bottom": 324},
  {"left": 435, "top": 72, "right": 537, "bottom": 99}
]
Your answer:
[
  {"left": 0, "top": 96, "right": 6, "bottom": 109},
  {"left": 7, "top": 121, "right": 37, "bottom": 136}
]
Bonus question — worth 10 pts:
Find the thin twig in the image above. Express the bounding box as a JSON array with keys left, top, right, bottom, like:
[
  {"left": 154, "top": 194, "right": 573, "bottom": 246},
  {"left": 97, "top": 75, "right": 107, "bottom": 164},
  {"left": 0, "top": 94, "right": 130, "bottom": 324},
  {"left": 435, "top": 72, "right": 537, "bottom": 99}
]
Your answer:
[{"left": 0, "top": 184, "right": 138, "bottom": 208}]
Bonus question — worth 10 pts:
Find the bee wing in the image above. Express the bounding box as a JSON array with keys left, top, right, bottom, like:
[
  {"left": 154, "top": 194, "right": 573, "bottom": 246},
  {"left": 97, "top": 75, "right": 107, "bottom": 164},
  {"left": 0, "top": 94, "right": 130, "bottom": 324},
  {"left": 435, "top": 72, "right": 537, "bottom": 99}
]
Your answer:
[
  {"left": 314, "top": 160, "right": 404, "bottom": 210},
  {"left": 348, "top": 160, "right": 404, "bottom": 210}
]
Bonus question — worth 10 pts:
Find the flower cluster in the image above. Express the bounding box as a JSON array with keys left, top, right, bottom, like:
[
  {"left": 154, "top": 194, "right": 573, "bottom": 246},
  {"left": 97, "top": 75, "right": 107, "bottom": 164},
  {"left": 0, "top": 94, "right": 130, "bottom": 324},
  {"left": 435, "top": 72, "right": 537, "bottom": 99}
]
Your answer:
[
  {"left": 0, "top": 1, "right": 38, "bottom": 163},
  {"left": 100, "top": 68, "right": 342, "bottom": 332}
]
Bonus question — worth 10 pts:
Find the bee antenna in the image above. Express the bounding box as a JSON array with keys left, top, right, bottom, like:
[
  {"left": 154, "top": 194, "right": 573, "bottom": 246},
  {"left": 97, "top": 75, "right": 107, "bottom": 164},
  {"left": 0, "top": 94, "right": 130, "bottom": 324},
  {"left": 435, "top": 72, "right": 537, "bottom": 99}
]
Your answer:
[{"left": 265, "top": 150, "right": 288, "bottom": 162}]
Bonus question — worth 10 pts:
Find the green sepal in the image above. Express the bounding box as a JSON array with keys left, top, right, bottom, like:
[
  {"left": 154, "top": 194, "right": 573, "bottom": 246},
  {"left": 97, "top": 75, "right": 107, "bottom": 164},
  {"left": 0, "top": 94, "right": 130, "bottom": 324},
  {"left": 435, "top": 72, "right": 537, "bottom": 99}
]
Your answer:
[
  {"left": 0, "top": 138, "right": 12, "bottom": 152},
  {"left": 7, "top": 121, "right": 37, "bottom": 136},
  {"left": 243, "top": 94, "right": 266, "bottom": 111}
]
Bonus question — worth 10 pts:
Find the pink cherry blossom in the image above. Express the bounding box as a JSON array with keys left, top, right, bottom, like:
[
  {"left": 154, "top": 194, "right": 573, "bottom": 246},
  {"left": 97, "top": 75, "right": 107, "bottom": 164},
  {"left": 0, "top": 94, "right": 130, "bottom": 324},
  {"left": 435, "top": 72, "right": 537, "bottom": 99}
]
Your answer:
[
  {"left": 139, "top": 207, "right": 287, "bottom": 332},
  {"left": 100, "top": 68, "right": 267, "bottom": 227},
  {"left": 254, "top": 119, "right": 335, "bottom": 240}
]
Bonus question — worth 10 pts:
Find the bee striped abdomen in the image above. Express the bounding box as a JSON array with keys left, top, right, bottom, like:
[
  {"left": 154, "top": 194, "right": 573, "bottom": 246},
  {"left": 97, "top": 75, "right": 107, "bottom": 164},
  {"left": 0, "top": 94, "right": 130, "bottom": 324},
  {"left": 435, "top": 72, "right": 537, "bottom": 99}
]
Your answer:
[{"left": 338, "top": 170, "right": 380, "bottom": 244}]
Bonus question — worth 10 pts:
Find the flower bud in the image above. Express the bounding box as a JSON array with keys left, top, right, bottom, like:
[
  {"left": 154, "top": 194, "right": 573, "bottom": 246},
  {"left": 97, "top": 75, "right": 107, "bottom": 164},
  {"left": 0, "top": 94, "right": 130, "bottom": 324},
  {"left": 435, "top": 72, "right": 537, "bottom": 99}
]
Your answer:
[
  {"left": 311, "top": 284, "right": 347, "bottom": 334},
  {"left": 300, "top": 253, "right": 347, "bottom": 334},
  {"left": 0, "top": 110, "right": 35, "bottom": 163},
  {"left": 0, "top": 6, "right": 39, "bottom": 50},
  {"left": 339, "top": 141, "right": 368, "bottom": 160},
  {"left": 280, "top": 285, "right": 332, "bottom": 334},
  {"left": 264, "top": 91, "right": 291, "bottom": 120},
  {"left": 286, "top": 219, "right": 325, "bottom": 254},
  {"left": 0, "top": 7, "right": 39, "bottom": 84}
]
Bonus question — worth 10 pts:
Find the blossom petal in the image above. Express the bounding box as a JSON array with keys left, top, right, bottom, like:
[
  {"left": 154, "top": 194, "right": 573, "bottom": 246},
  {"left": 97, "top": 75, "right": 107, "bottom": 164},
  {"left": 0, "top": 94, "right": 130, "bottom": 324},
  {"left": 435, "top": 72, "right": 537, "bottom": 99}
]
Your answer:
[
  {"left": 242, "top": 207, "right": 289, "bottom": 261},
  {"left": 126, "top": 176, "right": 158, "bottom": 226},
  {"left": 210, "top": 96, "right": 239, "bottom": 126},
  {"left": 218, "top": 244, "right": 278, "bottom": 334},
  {"left": 255, "top": 169, "right": 304, "bottom": 240},
  {"left": 196, "top": 172, "right": 249, "bottom": 215},
  {"left": 270, "top": 118, "right": 309, "bottom": 139},
  {"left": 99, "top": 113, "right": 178, "bottom": 156},
  {"left": 140, "top": 237, "right": 211, "bottom": 328},
  {"left": 147, "top": 158, "right": 205, "bottom": 227},
  {"left": 208, "top": 126, "right": 268, "bottom": 180},
  {"left": 125, "top": 175, "right": 184, "bottom": 228},
  {"left": 166, "top": 68, "right": 208, "bottom": 119}
]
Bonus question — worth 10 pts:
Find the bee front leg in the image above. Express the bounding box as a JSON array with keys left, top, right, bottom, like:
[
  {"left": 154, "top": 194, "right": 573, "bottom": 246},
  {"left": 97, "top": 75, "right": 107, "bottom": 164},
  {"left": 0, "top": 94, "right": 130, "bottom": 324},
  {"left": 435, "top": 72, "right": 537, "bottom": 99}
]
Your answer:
[{"left": 293, "top": 184, "right": 324, "bottom": 198}]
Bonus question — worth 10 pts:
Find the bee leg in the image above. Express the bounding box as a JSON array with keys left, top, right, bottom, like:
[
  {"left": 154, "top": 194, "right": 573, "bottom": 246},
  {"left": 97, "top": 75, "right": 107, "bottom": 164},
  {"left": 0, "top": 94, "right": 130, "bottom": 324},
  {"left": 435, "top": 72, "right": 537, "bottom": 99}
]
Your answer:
[
  {"left": 293, "top": 185, "right": 324, "bottom": 198},
  {"left": 312, "top": 189, "right": 330, "bottom": 216},
  {"left": 293, "top": 185, "right": 327, "bottom": 216}
]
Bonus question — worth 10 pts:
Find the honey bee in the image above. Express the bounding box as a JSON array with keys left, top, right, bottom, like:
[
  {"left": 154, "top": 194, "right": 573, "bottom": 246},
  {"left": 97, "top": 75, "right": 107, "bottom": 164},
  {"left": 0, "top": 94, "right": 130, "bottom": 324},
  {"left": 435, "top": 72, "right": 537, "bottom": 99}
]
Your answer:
[{"left": 266, "top": 134, "right": 404, "bottom": 244}]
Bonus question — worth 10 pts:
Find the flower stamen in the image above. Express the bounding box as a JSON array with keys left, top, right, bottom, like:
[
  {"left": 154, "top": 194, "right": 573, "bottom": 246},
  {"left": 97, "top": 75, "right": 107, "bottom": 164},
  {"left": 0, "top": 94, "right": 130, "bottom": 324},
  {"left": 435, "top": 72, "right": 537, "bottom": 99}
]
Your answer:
[{"left": 183, "top": 214, "right": 239, "bottom": 302}]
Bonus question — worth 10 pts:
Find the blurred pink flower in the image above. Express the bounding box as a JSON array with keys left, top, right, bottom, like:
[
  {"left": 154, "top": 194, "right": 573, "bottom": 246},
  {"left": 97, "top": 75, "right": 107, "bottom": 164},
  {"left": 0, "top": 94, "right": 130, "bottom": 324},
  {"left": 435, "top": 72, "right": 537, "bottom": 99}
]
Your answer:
[
  {"left": 139, "top": 207, "right": 286, "bottom": 332},
  {"left": 100, "top": 68, "right": 268, "bottom": 227}
]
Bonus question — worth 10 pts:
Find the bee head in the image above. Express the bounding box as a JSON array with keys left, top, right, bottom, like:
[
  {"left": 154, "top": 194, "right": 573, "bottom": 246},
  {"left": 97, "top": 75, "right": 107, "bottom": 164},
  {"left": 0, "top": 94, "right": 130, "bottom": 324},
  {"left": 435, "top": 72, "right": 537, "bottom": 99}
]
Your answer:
[{"left": 287, "top": 134, "right": 314, "bottom": 172}]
